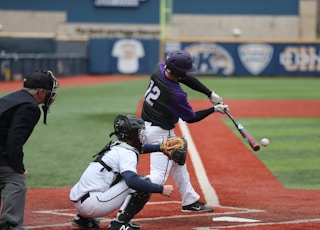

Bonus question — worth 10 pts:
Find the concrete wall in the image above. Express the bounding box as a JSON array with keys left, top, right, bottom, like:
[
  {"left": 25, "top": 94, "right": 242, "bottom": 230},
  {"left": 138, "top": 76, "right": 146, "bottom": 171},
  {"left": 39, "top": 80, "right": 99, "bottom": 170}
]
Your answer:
[
  {"left": 171, "top": 15, "right": 299, "bottom": 39},
  {"left": 0, "top": 10, "right": 65, "bottom": 36},
  {"left": 299, "top": 0, "right": 318, "bottom": 39},
  {"left": 0, "top": 0, "right": 318, "bottom": 40}
]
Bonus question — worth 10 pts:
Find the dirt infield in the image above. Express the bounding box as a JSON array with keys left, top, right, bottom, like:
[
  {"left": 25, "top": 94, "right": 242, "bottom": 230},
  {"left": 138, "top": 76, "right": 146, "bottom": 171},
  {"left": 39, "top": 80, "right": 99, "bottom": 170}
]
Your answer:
[
  {"left": 0, "top": 75, "right": 145, "bottom": 92},
  {"left": 1, "top": 76, "right": 320, "bottom": 229}
]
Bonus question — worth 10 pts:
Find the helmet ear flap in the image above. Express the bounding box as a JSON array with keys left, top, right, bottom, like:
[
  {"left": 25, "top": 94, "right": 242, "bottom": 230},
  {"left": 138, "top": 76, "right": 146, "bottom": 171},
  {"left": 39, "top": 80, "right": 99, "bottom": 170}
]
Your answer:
[{"left": 164, "top": 64, "right": 186, "bottom": 80}]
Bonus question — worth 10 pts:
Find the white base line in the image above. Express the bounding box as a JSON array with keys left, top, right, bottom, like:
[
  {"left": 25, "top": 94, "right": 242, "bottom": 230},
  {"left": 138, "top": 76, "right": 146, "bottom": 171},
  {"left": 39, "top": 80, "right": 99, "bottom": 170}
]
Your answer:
[
  {"left": 28, "top": 208, "right": 264, "bottom": 229},
  {"left": 197, "top": 218, "right": 320, "bottom": 229},
  {"left": 178, "top": 119, "right": 220, "bottom": 207}
]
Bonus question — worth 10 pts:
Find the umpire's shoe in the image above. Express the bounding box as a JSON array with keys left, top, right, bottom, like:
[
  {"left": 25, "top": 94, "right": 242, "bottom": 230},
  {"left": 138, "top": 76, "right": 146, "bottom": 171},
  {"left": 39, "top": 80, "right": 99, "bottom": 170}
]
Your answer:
[
  {"left": 181, "top": 201, "right": 214, "bottom": 212},
  {"left": 108, "top": 221, "right": 140, "bottom": 230},
  {"left": 72, "top": 214, "right": 100, "bottom": 230}
]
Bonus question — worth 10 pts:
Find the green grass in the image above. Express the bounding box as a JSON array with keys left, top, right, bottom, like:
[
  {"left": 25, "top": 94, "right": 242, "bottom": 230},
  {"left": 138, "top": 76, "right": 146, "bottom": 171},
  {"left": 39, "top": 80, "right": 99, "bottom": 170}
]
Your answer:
[
  {"left": 1, "top": 76, "right": 320, "bottom": 189},
  {"left": 22, "top": 80, "right": 150, "bottom": 187}
]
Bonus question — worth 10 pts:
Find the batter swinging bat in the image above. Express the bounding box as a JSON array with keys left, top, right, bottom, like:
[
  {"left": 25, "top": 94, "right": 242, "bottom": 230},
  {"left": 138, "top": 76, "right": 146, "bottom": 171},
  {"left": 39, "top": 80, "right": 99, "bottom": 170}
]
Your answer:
[{"left": 224, "top": 109, "right": 260, "bottom": 151}]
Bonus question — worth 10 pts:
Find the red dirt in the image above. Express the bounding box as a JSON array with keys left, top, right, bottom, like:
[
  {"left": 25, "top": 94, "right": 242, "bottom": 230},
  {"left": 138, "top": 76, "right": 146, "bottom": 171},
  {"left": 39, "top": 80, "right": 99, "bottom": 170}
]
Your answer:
[
  {"left": 2, "top": 76, "right": 320, "bottom": 229},
  {"left": 0, "top": 75, "right": 145, "bottom": 92}
]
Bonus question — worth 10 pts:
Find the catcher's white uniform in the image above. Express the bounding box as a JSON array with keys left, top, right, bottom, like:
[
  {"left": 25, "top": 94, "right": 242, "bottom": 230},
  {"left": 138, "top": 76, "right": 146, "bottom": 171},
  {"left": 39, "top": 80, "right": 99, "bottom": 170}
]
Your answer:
[
  {"left": 70, "top": 141, "right": 153, "bottom": 217},
  {"left": 70, "top": 114, "right": 175, "bottom": 230}
]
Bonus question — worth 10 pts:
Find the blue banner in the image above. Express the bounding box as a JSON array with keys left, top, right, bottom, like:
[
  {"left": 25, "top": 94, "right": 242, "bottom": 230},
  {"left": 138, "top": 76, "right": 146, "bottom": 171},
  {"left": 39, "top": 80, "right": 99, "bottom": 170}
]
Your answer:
[
  {"left": 89, "top": 38, "right": 159, "bottom": 74},
  {"left": 164, "top": 41, "right": 320, "bottom": 76}
]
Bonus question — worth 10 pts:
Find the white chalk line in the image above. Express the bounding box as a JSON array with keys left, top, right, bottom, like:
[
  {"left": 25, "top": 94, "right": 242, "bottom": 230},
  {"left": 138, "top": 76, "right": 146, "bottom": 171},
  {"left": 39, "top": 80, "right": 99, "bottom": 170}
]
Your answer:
[
  {"left": 194, "top": 218, "right": 320, "bottom": 229},
  {"left": 178, "top": 119, "right": 219, "bottom": 207},
  {"left": 28, "top": 205, "right": 262, "bottom": 229}
]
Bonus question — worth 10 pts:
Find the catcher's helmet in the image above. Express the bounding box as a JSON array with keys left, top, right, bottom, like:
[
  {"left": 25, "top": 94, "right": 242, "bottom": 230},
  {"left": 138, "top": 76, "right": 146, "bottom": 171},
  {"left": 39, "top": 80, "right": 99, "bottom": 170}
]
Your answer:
[
  {"left": 165, "top": 50, "right": 197, "bottom": 80},
  {"left": 111, "top": 114, "right": 145, "bottom": 140}
]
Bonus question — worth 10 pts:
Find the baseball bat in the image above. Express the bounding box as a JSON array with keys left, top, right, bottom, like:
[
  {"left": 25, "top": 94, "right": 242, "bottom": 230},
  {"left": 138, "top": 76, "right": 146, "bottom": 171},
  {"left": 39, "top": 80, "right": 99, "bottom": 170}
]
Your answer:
[{"left": 224, "top": 109, "right": 260, "bottom": 151}]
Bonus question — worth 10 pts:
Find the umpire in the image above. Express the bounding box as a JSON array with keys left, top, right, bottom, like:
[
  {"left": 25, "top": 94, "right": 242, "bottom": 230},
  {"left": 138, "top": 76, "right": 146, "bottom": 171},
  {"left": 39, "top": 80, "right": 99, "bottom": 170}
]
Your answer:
[{"left": 0, "top": 70, "right": 59, "bottom": 230}]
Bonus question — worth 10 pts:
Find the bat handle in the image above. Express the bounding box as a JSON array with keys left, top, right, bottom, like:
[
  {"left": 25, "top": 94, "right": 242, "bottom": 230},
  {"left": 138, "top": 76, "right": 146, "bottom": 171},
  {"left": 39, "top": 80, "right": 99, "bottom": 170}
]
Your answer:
[{"left": 224, "top": 108, "right": 231, "bottom": 117}]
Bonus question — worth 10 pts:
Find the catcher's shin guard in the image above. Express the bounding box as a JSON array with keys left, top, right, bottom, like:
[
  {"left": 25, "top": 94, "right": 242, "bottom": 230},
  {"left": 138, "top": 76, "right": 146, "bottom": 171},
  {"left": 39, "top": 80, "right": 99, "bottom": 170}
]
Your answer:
[{"left": 115, "top": 178, "right": 151, "bottom": 223}]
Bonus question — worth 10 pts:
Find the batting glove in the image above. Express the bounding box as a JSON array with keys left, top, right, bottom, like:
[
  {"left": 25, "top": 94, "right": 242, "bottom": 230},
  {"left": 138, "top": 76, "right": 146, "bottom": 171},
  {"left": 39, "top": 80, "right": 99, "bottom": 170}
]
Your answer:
[
  {"left": 214, "top": 104, "right": 229, "bottom": 114},
  {"left": 209, "top": 91, "right": 223, "bottom": 105}
]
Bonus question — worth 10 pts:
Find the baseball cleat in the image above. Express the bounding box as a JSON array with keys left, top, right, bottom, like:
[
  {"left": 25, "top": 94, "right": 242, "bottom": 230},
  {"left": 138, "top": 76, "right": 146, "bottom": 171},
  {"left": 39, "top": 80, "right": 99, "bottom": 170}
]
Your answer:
[
  {"left": 72, "top": 214, "right": 100, "bottom": 230},
  {"left": 108, "top": 221, "right": 141, "bottom": 230},
  {"left": 181, "top": 201, "right": 214, "bottom": 212}
]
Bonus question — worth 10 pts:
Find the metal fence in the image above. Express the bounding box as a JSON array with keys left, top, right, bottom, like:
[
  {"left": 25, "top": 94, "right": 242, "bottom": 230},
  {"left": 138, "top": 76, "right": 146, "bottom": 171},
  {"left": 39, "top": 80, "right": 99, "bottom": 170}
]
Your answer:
[{"left": 0, "top": 53, "right": 88, "bottom": 81}]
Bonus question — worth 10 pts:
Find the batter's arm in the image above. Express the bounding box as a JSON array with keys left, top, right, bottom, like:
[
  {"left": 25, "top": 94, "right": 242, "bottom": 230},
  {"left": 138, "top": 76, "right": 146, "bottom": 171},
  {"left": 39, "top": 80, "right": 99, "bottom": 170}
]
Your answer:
[
  {"left": 185, "top": 107, "right": 215, "bottom": 123},
  {"left": 180, "top": 75, "right": 212, "bottom": 97},
  {"left": 180, "top": 75, "right": 223, "bottom": 105}
]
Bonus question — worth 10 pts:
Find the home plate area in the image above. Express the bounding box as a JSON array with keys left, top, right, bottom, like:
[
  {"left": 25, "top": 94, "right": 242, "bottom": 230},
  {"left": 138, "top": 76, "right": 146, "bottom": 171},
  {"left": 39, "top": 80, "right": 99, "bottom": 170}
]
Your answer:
[{"left": 25, "top": 202, "right": 266, "bottom": 230}]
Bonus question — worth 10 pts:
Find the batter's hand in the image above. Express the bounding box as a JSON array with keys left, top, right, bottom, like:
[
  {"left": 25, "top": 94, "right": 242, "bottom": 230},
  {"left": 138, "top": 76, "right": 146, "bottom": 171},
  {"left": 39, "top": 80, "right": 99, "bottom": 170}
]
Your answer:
[
  {"left": 209, "top": 91, "right": 223, "bottom": 105},
  {"left": 214, "top": 104, "right": 229, "bottom": 114},
  {"left": 162, "top": 185, "right": 173, "bottom": 197}
]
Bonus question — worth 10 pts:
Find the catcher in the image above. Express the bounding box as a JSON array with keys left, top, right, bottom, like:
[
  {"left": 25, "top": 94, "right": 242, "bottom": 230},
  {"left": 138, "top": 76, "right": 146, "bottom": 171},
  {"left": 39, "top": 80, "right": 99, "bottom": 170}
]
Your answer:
[{"left": 70, "top": 114, "right": 186, "bottom": 230}]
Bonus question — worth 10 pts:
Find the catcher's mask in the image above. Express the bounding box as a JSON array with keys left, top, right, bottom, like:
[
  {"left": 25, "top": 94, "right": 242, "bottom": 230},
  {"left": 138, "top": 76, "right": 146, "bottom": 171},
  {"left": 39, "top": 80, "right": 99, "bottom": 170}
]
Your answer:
[
  {"left": 109, "top": 114, "right": 145, "bottom": 152},
  {"left": 23, "top": 70, "right": 59, "bottom": 124},
  {"left": 164, "top": 50, "right": 197, "bottom": 81}
]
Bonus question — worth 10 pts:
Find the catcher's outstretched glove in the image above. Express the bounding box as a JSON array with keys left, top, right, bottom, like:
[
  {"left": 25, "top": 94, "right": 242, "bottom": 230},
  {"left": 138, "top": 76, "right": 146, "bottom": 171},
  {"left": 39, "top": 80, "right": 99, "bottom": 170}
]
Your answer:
[{"left": 160, "top": 136, "right": 187, "bottom": 165}]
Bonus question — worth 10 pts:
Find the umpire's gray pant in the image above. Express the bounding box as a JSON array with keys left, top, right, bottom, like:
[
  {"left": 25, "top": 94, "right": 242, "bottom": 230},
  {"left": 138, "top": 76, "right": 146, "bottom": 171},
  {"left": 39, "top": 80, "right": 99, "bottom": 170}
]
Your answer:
[{"left": 0, "top": 166, "right": 27, "bottom": 229}]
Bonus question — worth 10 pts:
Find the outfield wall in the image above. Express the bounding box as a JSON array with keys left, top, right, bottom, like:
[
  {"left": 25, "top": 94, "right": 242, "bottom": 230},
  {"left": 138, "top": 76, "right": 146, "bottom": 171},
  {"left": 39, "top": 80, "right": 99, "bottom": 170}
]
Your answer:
[
  {"left": 162, "top": 39, "right": 320, "bottom": 76},
  {"left": 0, "top": 0, "right": 319, "bottom": 79},
  {"left": 2, "top": 38, "right": 320, "bottom": 80},
  {"left": 88, "top": 38, "right": 320, "bottom": 76}
]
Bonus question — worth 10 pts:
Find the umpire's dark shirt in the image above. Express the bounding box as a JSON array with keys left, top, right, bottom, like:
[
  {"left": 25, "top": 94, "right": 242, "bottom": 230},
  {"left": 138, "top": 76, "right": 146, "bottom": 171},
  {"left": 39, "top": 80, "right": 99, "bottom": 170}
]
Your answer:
[{"left": 0, "top": 90, "right": 41, "bottom": 174}]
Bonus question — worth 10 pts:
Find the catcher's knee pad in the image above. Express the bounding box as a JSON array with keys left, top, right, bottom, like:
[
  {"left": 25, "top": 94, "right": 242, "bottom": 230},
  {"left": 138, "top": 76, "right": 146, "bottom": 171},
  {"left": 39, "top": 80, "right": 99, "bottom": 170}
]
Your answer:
[{"left": 116, "top": 177, "right": 151, "bottom": 223}]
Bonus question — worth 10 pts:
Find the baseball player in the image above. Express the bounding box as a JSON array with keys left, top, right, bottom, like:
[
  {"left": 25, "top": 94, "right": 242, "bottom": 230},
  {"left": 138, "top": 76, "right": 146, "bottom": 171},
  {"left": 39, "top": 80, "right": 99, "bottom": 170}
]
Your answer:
[
  {"left": 141, "top": 50, "right": 229, "bottom": 212},
  {"left": 70, "top": 114, "right": 174, "bottom": 230}
]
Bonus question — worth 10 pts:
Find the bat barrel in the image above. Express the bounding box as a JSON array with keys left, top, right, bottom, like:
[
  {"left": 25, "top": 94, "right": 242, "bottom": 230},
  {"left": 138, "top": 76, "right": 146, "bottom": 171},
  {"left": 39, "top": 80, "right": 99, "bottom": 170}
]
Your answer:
[
  {"left": 253, "top": 145, "right": 260, "bottom": 151},
  {"left": 225, "top": 109, "right": 260, "bottom": 152}
]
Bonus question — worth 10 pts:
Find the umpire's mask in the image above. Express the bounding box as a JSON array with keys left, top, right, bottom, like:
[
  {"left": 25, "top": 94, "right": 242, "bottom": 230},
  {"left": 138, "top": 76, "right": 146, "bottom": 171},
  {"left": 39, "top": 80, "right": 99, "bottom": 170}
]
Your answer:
[{"left": 24, "top": 70, "right": 59, "bottom": 124}]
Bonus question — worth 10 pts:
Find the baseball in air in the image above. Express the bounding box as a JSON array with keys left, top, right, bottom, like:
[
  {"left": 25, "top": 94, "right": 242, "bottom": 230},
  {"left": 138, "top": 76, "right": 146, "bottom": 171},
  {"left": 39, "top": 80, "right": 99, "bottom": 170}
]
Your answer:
[
  {"left": 232, "top": 28, "right": 242, "bottom": 37},
  {"left": 261, "top": 138, "right": 270, "bottom": 147}
]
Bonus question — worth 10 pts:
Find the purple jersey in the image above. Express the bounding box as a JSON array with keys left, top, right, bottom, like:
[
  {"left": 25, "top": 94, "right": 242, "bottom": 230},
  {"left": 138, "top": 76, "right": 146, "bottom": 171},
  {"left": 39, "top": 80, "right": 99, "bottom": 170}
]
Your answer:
[{"left": 142, "top": 62, "right": 195, "bottom": 129}]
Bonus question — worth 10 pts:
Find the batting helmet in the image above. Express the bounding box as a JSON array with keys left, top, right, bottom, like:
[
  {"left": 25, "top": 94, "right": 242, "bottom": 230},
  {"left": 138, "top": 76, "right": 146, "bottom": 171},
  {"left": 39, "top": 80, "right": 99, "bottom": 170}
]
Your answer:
[{"left": 165, "top": 50, "right": 197, "bottom": 80}]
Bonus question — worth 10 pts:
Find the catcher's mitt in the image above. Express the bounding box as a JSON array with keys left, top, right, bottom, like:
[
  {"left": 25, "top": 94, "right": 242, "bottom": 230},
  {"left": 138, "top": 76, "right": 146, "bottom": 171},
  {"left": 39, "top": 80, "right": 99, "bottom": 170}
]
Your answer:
[{"left": 160, "top": 136, "right": 187, "bottom": 165}]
